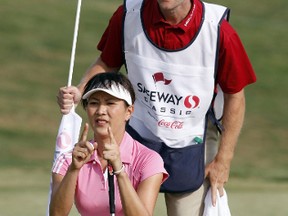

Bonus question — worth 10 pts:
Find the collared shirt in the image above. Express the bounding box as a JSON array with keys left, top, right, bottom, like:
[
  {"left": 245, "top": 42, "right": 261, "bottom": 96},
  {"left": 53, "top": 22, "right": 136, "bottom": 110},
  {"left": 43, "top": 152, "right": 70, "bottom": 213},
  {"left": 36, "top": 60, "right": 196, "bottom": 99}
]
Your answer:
[
  {"left": 142, "top": 0, "right": 202, "bottom": 49},
  {"left": 52, "top": 132, "right": 168, "bottom": 216},
  {"left": 98, "top": 0, "right": 256, "bottom": 94}
]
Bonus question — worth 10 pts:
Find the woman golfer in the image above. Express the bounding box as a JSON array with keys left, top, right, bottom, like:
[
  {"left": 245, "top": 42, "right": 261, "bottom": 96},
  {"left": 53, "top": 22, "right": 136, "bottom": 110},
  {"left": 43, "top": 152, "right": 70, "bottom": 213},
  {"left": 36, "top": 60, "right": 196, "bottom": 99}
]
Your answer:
[{"left": 49, "top": 72, "right": 168, "bottom": 216}]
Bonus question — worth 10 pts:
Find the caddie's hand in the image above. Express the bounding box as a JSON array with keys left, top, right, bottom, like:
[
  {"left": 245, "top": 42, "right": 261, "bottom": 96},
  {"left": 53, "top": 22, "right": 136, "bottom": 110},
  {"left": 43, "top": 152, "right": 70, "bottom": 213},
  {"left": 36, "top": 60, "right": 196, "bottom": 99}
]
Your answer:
[
  {"left": 103, "top": 127, "right": 122, "bottom": 171},
  {"left": 57, "top": 86, "right": 82, "bottom": 114},
  {"left": 71, "top": 123, "right": 97, "bottom": 170},
  {"left": 205, "top": 157, "right": 230, "bottom": 206}
]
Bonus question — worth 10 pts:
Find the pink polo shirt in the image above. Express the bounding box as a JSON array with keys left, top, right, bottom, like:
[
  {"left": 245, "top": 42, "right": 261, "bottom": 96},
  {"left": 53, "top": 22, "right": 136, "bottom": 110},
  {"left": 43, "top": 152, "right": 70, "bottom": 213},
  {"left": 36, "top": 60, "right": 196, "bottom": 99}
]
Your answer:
[{"left": 52, "top": 132, "right": 168, "bottom": 216}]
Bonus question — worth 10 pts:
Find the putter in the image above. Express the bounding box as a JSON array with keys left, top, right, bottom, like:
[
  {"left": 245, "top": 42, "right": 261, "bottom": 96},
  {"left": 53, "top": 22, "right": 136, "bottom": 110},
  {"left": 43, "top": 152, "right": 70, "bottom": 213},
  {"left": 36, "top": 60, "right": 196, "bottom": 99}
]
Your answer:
[{"left": 108, "top": 164, "right": 116, "bottom": 216}]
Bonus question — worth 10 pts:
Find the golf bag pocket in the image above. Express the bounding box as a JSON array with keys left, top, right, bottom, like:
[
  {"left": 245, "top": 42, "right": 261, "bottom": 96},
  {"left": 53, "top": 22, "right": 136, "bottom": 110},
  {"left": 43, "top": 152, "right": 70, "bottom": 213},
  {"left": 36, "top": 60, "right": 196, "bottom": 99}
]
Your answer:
[{"left": 159, "top": 143, "right": 205, "bottom": 193}]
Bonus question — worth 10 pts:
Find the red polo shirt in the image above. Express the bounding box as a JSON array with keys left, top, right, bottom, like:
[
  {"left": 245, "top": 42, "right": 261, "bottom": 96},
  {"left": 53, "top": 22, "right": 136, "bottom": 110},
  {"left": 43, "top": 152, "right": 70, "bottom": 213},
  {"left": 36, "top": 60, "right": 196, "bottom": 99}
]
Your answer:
[{"left": 98, "top": 0, "right": 256, "bottom": 93}]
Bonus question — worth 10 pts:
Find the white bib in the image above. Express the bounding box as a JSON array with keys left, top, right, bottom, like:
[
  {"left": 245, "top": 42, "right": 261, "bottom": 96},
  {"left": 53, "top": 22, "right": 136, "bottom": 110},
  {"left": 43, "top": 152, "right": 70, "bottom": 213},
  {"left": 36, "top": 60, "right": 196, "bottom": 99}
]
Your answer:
[{"left": 124, "top": 0, "right": 228, "bottom": 147}]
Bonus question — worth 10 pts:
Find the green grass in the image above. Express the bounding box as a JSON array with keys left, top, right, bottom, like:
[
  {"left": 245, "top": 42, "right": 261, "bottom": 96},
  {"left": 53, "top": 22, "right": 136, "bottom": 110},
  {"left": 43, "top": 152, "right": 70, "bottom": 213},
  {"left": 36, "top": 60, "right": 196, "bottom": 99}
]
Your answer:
[
  {"left": 0, "top": 0, "right": 287, "bottom": 215},
  {"left": 0, "top": 169, "right": 287, "bottom": 215}
]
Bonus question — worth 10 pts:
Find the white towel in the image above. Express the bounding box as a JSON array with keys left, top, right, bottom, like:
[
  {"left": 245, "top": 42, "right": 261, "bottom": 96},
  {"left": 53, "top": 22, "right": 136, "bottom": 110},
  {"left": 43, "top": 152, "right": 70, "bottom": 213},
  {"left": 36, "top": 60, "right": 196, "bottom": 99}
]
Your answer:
[{"left": 203, "top": 188, "right": 231, "bottom": 216}]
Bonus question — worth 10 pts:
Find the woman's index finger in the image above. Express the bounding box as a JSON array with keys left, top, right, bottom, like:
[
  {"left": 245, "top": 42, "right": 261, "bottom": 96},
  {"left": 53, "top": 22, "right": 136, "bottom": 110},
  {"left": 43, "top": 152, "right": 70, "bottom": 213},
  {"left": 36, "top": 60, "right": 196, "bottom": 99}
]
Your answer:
[
  {"left": 108, "top": 126, "right": 116, "bottom": 145},
  {"left": 80, "top": 123, "right": 89, "bottom": 142}
]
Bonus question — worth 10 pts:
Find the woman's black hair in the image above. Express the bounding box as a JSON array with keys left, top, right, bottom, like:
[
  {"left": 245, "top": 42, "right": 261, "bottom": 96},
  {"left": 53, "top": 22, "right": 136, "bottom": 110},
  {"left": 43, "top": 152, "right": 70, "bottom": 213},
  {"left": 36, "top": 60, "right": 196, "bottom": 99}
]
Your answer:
[{"left": 81, "top": 72, "right": 136, "bottom": 108}]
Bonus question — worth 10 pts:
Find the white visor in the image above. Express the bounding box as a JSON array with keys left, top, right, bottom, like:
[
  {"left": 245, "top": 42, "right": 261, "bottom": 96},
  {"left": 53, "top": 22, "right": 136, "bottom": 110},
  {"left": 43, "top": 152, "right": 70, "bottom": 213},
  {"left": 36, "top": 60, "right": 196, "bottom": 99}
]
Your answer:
[{"left": 82, "top": 82, "right": 132, "bottom": 105}]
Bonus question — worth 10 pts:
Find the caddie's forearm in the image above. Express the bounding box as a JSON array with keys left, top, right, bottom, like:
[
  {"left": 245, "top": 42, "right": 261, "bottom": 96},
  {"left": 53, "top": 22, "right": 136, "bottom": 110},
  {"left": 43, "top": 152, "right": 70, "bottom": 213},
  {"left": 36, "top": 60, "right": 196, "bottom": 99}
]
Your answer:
[
  {"left": 217, "top": 90, "right": 246, "bottom": 164},
  {"left": 77, "top": 57, "right": 120, "bottom": 93}
]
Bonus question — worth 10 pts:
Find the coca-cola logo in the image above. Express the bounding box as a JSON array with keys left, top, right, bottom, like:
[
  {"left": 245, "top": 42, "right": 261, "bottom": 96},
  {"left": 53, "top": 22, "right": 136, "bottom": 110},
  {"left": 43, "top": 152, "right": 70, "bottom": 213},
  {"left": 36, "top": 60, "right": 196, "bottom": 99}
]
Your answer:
[{"left": 158, "top": 119, "right": 184, "bottom": 129}]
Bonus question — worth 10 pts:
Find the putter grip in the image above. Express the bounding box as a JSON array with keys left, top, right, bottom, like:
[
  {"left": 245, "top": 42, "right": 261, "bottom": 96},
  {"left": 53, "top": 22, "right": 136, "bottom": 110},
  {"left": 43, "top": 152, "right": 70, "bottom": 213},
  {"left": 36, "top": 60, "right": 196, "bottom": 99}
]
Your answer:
[{"left": 108, "top": 170, "right": 115, "bottom": 214}]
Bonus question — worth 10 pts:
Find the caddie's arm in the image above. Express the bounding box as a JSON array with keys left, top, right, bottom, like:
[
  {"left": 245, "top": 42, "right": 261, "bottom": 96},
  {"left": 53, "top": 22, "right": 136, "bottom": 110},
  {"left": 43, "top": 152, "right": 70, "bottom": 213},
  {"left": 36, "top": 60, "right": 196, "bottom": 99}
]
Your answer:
[
  {"left": 77, "top": 57, "right": 120, "bottom": 94},
  {"left": 205, "top": 89, "right": 245, "bottom": 206},
  {"left": 58, "top": 57, "right": 119, "bottom": 114}
]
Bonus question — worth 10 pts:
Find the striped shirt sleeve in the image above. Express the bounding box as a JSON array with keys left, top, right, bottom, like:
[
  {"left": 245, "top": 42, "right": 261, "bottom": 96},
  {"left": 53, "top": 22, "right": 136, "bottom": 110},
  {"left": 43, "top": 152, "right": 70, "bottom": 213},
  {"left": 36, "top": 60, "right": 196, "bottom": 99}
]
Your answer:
[{"left": 52, "top": 152, "right": 72, "bottom": 176}]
